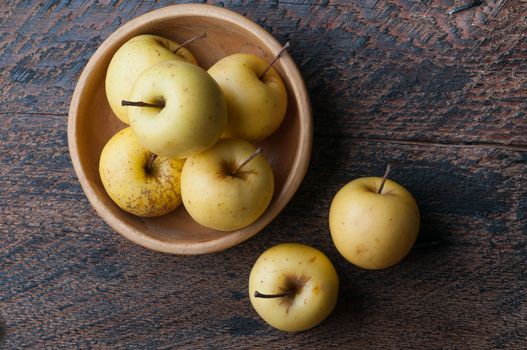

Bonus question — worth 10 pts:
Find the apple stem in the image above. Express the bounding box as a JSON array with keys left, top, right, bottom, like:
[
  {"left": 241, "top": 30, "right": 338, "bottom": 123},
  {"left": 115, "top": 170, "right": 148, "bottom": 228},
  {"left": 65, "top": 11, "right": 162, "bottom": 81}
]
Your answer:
[
  {"left": 232, "top": 148, "right": 262, "bottom": 175},
  {"left": 121, "top": 100, "right": 165, "bottom": 108},
  {"left": 259, "top": 41, "right": 290, "bottom": 80},
  {"left": 254, "top": 291, "right": 292, "bottom": 299},
  {"left": 377, "top": 163, "right": 391, "bottom": 194},
  {"left": 173, "top": 33, "right": 207, "bottom": 54},
  {"left": 146, "top": 153, "right": 158, "bottom": 173}
]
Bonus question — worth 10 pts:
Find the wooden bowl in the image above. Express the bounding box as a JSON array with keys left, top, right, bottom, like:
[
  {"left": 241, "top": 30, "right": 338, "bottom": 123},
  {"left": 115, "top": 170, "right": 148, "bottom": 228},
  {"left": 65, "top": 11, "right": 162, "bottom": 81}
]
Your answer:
[{"left": 68, "top": 4, "right": 312, "bottom": 254}]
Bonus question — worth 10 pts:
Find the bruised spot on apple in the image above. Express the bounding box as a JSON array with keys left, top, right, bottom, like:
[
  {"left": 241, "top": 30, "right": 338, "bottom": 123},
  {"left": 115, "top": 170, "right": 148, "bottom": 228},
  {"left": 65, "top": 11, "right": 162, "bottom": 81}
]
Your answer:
[
  {"left": 249, "top": 243, "right": 339, "bottom": 332},
  {"left": 181, "top": 138, "right": 274, "bottom": 231},
  {"left": 105, "top": 34, "right": 199, "bottom": 125},
  {"left": 99, "top": 127, "right": 184, "bottom": 217}
]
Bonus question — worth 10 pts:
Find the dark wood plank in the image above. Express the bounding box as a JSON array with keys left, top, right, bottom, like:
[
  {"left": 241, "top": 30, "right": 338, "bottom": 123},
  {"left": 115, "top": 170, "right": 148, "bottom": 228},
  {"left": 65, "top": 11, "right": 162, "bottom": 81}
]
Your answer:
[
  {"left": 0, "top": 1, "right": 526, "bottom": 146},
  {"left": 1, "top": 0, "right": 526, "bottom": 348}
]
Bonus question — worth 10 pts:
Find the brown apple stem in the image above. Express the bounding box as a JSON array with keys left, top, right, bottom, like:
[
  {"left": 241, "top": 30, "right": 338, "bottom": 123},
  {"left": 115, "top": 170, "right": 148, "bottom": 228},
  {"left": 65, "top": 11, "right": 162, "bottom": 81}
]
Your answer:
[
  {"left": 173, "top": 33, "right": 207, "bottom": 54},
  {"left": 121, "top": 100, "right": 165, "bottom": 108},
  {"left": 146, "top": 153, "right": 158, "bottom": 173},
  {"left": 259, "top": 41, "right": 290, "bottom": 80},
  {"left": 232, "top": 148, "right": 262, "bottom": 175},
  {"left": 254, "top": 291, "right": 293, "bottom": 299},
  {"left": 377, "top": 163, "right": 392, "bottom": 194}
]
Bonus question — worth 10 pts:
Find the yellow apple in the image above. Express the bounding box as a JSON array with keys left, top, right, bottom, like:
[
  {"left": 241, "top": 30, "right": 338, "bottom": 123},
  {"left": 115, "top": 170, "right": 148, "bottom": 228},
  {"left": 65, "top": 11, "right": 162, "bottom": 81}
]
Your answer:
[
  {"left": 180, "top": 138, "right": 274, "bottom": 231},
  {"left": 127, "top": 60, "right": 227, "bottom": 159},
  {"left": 207, "top": 53, "right": 287, "bottom": 142},
  {"left": 99, "top": 127, "right": 184, "bottom": 217},
  {"left": 249, "top": 243, "right": 339, "bottom": 332},
  {"left": 105, "top": 34, "right": 197, "bottom": 124},
  {"left": 329, "top": 174, "right": 420, "bottom": 270}
]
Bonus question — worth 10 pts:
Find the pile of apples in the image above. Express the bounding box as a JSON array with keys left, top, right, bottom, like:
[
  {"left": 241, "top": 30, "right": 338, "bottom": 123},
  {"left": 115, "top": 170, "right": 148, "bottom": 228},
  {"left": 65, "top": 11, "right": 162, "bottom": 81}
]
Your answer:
[
  {"left": 98, "top": 33, "right": 421, "bottom": 334},
  {"left": 99, "top": 33, "right": 288, "bottom": 231}
]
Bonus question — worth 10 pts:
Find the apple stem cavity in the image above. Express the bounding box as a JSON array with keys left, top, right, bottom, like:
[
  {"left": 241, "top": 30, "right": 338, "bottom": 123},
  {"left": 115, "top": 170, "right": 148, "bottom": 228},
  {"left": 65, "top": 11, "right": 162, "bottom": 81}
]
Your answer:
[
  {"left": 259, "top": 41, "right": 290, "bottom": 80},
  {"left": 146, "top": 153, "right": 158, "bottom": 174},
  {"left": 254, "top": 291, "right": 293, "bottom": 299},
  {"left": 121, "top": 100, "right": 165, "bottom": 108},
  {"left": 377, "top": 163, "right": 392, "bottom": 194},
  {"left": 173, "top": 33, "right": 207, "bottom": 54},
  {"left": 232, "top": 148, "right": 262, "bottom": 175}
]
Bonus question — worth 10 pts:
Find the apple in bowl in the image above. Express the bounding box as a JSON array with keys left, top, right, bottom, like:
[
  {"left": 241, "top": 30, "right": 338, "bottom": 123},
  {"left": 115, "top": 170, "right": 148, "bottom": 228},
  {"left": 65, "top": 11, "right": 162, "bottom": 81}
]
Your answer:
[
  {"left": 181, "top": 138, "right": 274, "bottom": 231},
  {"left": 105, "top": 34, "right": 199, "bottom": 125},
  {"left": 99, "top": 127, "right": 184, "bottom": 217},
  {"left": 126, "top": 60, "right": 227, "bottom": 159}
]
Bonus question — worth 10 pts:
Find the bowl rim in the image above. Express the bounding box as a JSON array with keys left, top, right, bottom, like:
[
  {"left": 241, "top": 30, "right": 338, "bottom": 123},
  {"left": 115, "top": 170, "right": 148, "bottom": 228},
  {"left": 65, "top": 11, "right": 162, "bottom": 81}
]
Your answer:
[{"left": 68, "top": 3, "right": 313, "bottom": 254}]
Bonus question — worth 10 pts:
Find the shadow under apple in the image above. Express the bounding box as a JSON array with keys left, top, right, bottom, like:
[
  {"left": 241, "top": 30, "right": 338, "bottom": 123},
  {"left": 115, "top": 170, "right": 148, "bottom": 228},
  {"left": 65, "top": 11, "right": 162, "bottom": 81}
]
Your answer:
[{"left": 0, "top": 317, "right": 6, "bottom": 346}]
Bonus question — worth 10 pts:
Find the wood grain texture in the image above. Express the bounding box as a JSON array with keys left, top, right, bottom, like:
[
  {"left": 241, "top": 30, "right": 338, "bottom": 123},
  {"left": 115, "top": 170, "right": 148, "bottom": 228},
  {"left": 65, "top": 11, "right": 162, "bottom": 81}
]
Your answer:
[{"left": 1, "top": 0, "right": 526, "bottom": 349}]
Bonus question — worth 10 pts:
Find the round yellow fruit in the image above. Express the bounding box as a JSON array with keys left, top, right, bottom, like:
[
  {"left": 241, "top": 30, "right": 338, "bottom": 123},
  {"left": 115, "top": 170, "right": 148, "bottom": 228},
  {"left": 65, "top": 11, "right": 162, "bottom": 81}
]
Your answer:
[
  {"left": 180, "top": 138, "right": 274, "bottom": 231},
  {"left": 99, "top": 127, "right": 184, "bottom": 217},
  {"left": 329, "top": 177, "right": 420, "bottom": 270},
  {"left": 208, "top": 53, "right": 287, "bottom": 142},
  {"left": 105, "top": 34, "right": 197, "bottom": 125},
  {"left": 128, "top": 60, "right": 227, "bottom": 159},
  {"left": 249, "top": 243, "right": 339, "bottom": 332}
]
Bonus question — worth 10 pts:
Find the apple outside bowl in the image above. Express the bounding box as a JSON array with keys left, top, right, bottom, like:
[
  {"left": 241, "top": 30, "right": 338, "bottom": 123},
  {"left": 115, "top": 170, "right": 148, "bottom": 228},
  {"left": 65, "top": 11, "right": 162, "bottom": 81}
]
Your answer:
[{"left": 68, "top": 4, "right": 313, "bottom": 254}]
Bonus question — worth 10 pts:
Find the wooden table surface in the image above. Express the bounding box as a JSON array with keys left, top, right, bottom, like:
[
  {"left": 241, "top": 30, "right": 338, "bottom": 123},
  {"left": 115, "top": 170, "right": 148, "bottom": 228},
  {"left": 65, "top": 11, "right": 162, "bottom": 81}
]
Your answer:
[{"left": 1, "top": 1, "right": 526, "bottom": 348}]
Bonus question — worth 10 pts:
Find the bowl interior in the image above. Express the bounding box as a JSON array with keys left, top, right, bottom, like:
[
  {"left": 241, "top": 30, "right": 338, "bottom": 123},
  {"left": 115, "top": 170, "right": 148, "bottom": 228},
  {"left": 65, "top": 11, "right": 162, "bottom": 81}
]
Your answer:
[{"left": 70, "top": 5, "right": 310, "bottom": 254}]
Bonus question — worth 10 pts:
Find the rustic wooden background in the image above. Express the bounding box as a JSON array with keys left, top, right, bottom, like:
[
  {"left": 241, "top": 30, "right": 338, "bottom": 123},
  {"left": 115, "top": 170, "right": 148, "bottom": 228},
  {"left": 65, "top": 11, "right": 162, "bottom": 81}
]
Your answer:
[{"left": 1, "top": 0, "right": 526, "bottom": 348}]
